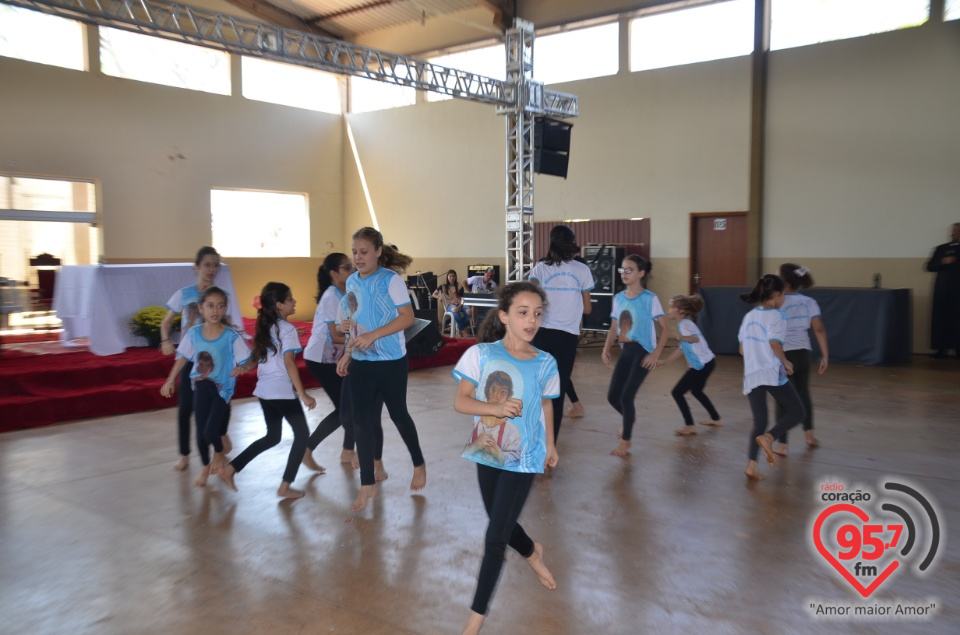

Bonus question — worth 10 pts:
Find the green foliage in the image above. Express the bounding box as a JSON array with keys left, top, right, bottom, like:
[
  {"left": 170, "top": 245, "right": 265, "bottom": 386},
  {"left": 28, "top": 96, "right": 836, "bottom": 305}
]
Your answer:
[{"left": 128, "top": 306, "right": 168, "bottom": 339}]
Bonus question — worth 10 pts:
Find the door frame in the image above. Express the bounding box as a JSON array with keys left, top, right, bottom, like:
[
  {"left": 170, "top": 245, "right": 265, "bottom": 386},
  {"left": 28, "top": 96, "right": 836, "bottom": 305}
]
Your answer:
[{"left": 689, "top": 211, "right": 748, "bottom": 294}]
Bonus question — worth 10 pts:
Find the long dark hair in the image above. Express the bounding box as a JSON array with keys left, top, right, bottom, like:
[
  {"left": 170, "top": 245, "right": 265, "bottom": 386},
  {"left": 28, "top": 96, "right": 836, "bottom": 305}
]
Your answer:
[
  {"left": 779, "top": 263, "right": 814, "bottom": 290},
  {"left": 252, "top": 282, "right": 290, "bottom": 364},
  {"left": 195, "top": 246, "right": 219, "bottom": 265},
  {"left": 478, "top": 282, "right": 547, "bottom": 343},
  {"left": 352, "top": 227, "right": 413, "bottom": 273},
  {"left": 540, "top": 225, "right": 579, "bottom": 265},
  {"left": 625, "top": 254, "right": 652, "bottom": 289},
  {"left": 740, "top": 274, "right": 785, "bottom": 304},
  {"left": 317, "top": 252, "right": 349, "bottom": 302}
]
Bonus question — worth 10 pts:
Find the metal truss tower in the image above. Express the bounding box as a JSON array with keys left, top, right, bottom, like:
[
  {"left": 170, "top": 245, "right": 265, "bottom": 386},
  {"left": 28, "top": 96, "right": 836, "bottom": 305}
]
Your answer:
[{"left": 4, "top": 0, "right": 578, "bottom": 279}]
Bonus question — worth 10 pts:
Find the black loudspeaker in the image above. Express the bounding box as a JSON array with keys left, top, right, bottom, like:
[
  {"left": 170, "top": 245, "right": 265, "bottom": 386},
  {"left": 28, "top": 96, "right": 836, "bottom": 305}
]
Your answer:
[
  {"left": 583, "top": 245, "right": 625, "bottom": 294},
  {"left": 404, "top": 318, "right": 445, "bottom": 358},
  {"left": 534, "top": 116, "right": 573, "bottom": 178},
  {"left": 414, "top": 308, "right": 439, "bottom": 329},
  {"left": 583, "top": 295, "right": 613, "bottom": 331}
]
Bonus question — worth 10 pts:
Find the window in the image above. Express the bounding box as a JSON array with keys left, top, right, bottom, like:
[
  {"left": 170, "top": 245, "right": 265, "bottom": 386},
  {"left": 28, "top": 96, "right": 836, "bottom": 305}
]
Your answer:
[
  {"left": 0, "top": 5, "right": 85, "bottom": 71},
  {"left": 630, "top": 0, "right": 754, "bottom": 73},
  {"left": 210, "top": 189, "right": 309, "bottom": 257},
  {"left": 948, "top": 0, "right": 960, "bottom": 20},
  {"left": 350, "top": 74, "right": 417, "bottom": 113},
  {"left": 0, "top": 174, "right": 100, "bottom": 284},
  {"left": 242, "top": 57, "right": 341, "bottom": 113},
  {"left": 535, "top": 22, "right": 619, "bottom": 85},
  {"left": 771, "top": 0, "right": 929, "bottom": 51},
  {"left": 100, "top": 27, "right": 230, "bottom": 94},
  {"left": 426, "top": 45, "right": 505, "bottom": 102}
]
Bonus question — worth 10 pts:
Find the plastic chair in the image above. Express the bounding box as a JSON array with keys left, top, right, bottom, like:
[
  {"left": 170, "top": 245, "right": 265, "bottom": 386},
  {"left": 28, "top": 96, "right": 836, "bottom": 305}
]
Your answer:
[{"left": 440, "top": 311, "right": 459, "bottom": 338}]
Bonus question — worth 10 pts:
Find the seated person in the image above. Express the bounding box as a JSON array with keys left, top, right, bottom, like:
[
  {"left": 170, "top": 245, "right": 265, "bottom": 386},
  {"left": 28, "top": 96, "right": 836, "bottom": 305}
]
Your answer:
[
  {"left": 462, "top": 267, "right": 498, "bottom": 329},
  {"left": 432, "top": 269, "right": 470, "bottom": 335}
]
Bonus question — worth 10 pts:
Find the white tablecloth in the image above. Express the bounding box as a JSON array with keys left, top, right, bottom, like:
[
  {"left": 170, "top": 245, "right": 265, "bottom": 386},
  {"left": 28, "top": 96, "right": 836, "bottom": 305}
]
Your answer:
[{"left": 53, "top": 263, "right": 246, "bottom": 356}]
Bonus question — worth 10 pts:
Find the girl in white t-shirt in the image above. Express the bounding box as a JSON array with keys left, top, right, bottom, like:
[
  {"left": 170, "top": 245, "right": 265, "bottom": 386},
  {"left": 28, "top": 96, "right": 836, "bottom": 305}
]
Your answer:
[
  {"left": 219, "top": 282, "right": 317, "bottom": 499},
  {"left": 772, "top": 263, "right": 830, "bottom": 455},
  {"left": 656, "top": 294, "right": 723, "bottom": 435},
  {"left": 737, "top": 275, "right": 805, "bottom": 481}
]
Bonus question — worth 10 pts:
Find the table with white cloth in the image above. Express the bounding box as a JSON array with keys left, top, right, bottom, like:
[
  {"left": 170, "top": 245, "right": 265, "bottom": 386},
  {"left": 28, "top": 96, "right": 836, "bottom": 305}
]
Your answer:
[{"left": 53, "top": 263, "right": 246, "bottom": 356}]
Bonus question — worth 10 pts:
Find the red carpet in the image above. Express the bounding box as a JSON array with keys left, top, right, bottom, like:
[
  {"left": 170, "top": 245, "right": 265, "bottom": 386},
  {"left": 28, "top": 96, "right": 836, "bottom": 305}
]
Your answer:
[{"left": 0, "top": 319, "right": 472, "bottom": 433}]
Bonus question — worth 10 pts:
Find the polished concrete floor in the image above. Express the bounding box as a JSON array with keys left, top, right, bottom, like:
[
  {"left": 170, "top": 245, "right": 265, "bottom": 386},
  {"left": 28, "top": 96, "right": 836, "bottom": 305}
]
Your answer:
[{"left": 1, "top": 348, "right": 958, "bottom": 634}]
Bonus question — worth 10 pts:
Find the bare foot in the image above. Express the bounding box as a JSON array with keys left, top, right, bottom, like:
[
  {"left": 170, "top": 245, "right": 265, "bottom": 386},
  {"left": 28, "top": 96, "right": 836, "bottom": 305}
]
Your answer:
[
  {"left": 565, "top": 402, "right": 585, "bottom": 418},
  {"left": 277, "top": 482, "right": 305, "bottom": 499},
  {"left": 195, "top": 465, "right": 210, "bottom": 488},
  {"left": 700, "top": 419, "right": 723, "bottom": 427},
  {"left": 340, "top": 449, "right": 356, "bottom": 464},
  {"left": 462, "top": 611, "right": 484, "bottom": 635},
  {"left": 221, "top": 434, "right": 232, "bottom": 454},
  {"left": 675, "top": 427, "right": 697, "bottom": 436},
  {"left": 350, "top": 484, "right": 379, "bottom": 512},
  {"left": 209, "top": 452, "right": 225, "bottom": 475},
  {"left": 806, "top": 431, "right": 820, "bottom": 447},
  {"left": 302, "top": 449, "right": 326, "bottom": 473},
  {"left": 755, "top": 433, "right": 777, "bottom": 468},
  {"left": 410, "top": 464, "right": 426, "bottom": 491},
  {"left": 773, "top": 442, "right": 788, "bottom": 457},
  {"left": 173, "top": 455, "right": 189, "bottom": 472},
  {"left": 744, "top": 460, "right": 765, "bottom": 481},
  {"left": 610, "top": 439, "right": 631, "bottom": 457},
  {"left": 219, "top": 464, "right": 238, "bottom": 492},
  {"left": 375, "top": 460, "right": 389, "bottom": 482},
  {"left": 351, "top": 454, "right": 360, "bottom": 470},
  {"left": 526, "top": 542, "right": 557, "bottom": 590}
]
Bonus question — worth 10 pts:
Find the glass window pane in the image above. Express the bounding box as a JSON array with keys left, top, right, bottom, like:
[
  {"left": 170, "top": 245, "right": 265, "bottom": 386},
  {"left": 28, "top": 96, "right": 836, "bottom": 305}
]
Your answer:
[
  {"left": 211, "top": 189, "right": 309, "bottom": 257},
  {"left": 426, "top": 45, "right": 505, "bottom": 102},
  {"left": 0, "top": 5, "right": 85, "bottom": 71},
  {"left": 100, "top": 27, "right": 230, "bottom": 95},
  {"left": 630, "top": 0, "right": 754, "bottom": 73},
  {"left": 771, "top": 0, "right": 929, "bottom": 51},
  {"left": 948, "top": 0, "right": 960, "bottom": 20},
  {"left": 350, "top": 75, "right": 417, "bottom": 113},
  {"left": 242, "top": 57, "right": 341, "bottom": 114},
  {"left": 535, "top": 23, "right": 619, "bottom": 85}
]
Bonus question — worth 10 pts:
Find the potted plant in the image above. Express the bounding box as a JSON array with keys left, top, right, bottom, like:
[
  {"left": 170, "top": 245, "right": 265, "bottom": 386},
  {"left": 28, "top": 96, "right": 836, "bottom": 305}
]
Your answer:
[{"left": 129, "top": 306, "right": 179, "bottom": 348}]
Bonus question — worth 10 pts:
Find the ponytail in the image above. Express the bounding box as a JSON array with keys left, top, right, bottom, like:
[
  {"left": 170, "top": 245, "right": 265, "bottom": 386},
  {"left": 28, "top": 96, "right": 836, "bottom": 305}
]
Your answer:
[
  {"left": 540, "top": 224, "right": 579, "bottom": 265},
  {"left": 317, "top": 253, "right": 348, "bottom": 302},
  {"left": 740, "top": 274, "right": 785, "bottom": 305},
  {"left": 779, "top": 263, "right": 814, "bottom": 290}
]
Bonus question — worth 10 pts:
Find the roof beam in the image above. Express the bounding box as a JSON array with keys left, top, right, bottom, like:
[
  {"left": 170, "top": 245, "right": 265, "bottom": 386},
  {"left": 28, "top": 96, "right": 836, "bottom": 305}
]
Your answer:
[{"left": 222, "top": 0, "right": 337, "bottom": 38}]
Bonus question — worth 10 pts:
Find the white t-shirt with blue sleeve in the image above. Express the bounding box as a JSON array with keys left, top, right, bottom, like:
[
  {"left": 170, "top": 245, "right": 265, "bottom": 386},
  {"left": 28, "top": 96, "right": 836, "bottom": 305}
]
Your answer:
[
  {"left": 166, "top": 284, "right": 204, "bottom": 333},
  {"left": 611, "top": 289, "right": 664, "bottom": 352},
  {"left": 737, "top": 307, "right": 788, "bottom": 394},
  {"left": 780, "top": 293, "right": 822, "bottom": 352},
  {"left": 303, "top": 285, "right": 345, "bottom": 364},
  {"left": 253, "top": 319, "right": 302, "bottom": 400},
  {"left": 678, "top": 318, "right": 715, "bottom": 370},
  {"left": 176, "top": 325, "right": 251, "bottom": 402},
  {"left": 340, "top": 267, "right": 411, "bottom": 361},
  {"left": 529, "top": 259, "right": 595, "bottom": 335},
  {"left": 452, "top": 341, "right": 560, "bottom": 474}
]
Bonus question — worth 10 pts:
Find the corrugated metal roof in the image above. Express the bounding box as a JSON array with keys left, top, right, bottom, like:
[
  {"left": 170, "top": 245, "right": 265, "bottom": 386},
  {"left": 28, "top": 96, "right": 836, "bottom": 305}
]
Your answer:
[{"left": 272, "top": 0, "right": 479, "bottom": 38}]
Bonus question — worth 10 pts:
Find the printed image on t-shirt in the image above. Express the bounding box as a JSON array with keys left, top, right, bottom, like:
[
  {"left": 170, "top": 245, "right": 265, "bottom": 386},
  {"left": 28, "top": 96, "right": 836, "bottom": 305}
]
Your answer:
[
  {"left": 338, "top": 290, "right": 377, "bottom": 356},
  {"left": 464, "top": 365, "right": 522, "bottom": 467},
  {"left": 194, "top": 350, "right": 223, "bottom": 392},
  {"left": 618, "top": 309, "right": 635, "bottom": 343},
  {"left": 183, "top": 302, "right": 200, "bottom": 331}
]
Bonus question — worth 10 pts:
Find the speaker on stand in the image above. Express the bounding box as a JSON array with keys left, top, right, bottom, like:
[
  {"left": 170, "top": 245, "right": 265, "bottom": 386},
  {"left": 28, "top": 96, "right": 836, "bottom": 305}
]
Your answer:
[{"left": 582, "top": 245, "right": 625, "bottom": 332}]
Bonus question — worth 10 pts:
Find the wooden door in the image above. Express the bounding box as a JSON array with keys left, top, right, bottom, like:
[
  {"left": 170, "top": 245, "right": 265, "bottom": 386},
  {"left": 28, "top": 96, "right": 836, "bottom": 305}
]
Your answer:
[{"left": 689, "top": 213, "right": 748, "bottom": 293}]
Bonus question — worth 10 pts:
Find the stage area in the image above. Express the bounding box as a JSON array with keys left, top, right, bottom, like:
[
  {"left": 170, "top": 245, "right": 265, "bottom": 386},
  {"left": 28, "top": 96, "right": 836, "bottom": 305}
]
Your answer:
[{"left": 1, "top": 350, "right": 958, "bottom": 633}]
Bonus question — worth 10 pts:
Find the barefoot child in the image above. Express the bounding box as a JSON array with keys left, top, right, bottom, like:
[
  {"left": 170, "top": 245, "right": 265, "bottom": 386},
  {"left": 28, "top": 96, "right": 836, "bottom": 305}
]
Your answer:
[
  {"left": 656, "top": 294, "right": 723, "bottom": 435},
  {"left": 737, "top": 275, "right": 806, "bottom": 480},
  {"left": 601, "top": 255, "right": 670, "bottom": 457},
  {"left": 161, "top": 286, "right": 250, "bottom": 487},
  {"left": 159, "top": 246, "right": 233, "bottom": 472},
  {"left": 336, "top": 228, "right": 427, "bottom": 512},
  {"left": 453, "top": 282, "right": 560, "bottom": 635},
  {"left": 219, "top": 283, "right": 317, "bottom": 499}
]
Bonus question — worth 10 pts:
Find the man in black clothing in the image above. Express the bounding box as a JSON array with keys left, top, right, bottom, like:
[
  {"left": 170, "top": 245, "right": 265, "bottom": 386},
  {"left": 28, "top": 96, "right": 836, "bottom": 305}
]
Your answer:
[{"left": 926, "top": 223, "right": 960, "bottom": 358}]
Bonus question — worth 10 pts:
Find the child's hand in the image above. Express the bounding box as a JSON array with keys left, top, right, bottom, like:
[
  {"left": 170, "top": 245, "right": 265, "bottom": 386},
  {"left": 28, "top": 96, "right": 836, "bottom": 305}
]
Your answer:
[
  {"left": 672, "top": 331, "right": 682, "bottom": 341},
  {"left": 655, "top": 360, "right": 667, "bottom": 367},
  {"left": 495, "top": 398, "right": 523, "bottom": 419},
  {"left": 784, "top": 360, "right": 794, "bottom": 376},
  {"left": 301, "top": 393, "right": 317, "bottom": 410},
  {"left": 818, "top": 358, "right": 829, "bottom": 375},
  {"left": 229, "top": 364, "right": 246, "bottom": 377},
  {"left": 338, "top": 319, "right": 353, "bottom": 334},
  {"left": 160, "top": 380, "right": 175, "bottom": 398},
  {"left": 336, "top": 354, "right": 351, "bottom": 377},
  {"left": 641, "top": 352, "right": 659, "bottom": 370},
  {"left": 160, "top": 341, "right": 175, "bottom": 356},
  {"left": 352, "top": 332, "right": 375, "bottom": 351},
  {"left": 545, "top": 446, "right": 559, "bottom": 469},
  {"left": 601, "top": 349, "right": 613, "bottom": 368}
]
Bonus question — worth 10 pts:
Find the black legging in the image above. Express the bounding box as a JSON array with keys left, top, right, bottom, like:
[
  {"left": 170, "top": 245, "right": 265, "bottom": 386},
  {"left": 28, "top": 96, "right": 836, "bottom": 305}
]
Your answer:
[
  {"left": 340, "top": 374, "right": 385, "bottom": 460},
  {"left": 348, "top": 357, "right": 424, "bottom": 486},
  {"left": 565, "top": 380, "right": 579, "bottom": 403},
  {"left": 776, "top": 349, "right": 813, "bottom": 443},
  {"left": 193, "top": 379, "right": 227, "bottom": 465},
  {"left": 531, "top": 327, "right": 579, "bottom": 441},
  {"left": 305, "top": 360, "right": 354, "bottom": 451},
  {"left": 606, "top": 342, "right": 650, "bottom": 441},
  {"left": 177, "top": 361, "right": 230, "bottom": 457},
  {"left": 746, "top": 382, "right": 805, "bottom": 461},
  {"left": 230, "top": 397, "right": 309, "bottom": 484},
  {"left": 671, "top": 358, "right": 721, "bottom": 426},
  {"left": 471, "top": 464, "right": 536, "bottom": 615}
]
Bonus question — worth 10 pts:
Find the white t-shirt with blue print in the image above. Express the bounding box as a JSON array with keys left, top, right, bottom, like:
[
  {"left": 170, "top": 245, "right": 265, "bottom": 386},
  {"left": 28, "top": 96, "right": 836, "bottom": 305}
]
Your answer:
[
  {"left": 176, "top": 325, "right": 251, "bottom": 402},
  {"left": 780, "top": 293, "right": 822, "bottom": 352},
  {"left": 737, "top": 307, "right": 788, "bottom": 394},
  {"left": 611, "top": 289, "right": 664, "bottom": 352},
  {"left": 304, "top": 285, "right": 345, "bottom": 364},
  {"left": 453, "top": 341, "right": 560, "bottom": 474},
  {"left": 529, "top": 259, "right": 595, "bottom": 335},
  {"left": 339, "top": 267, "right": 411, "bottom": 362},
  {"left": 253, "top": 319, "right": 302, "bottom": 400},
  {"left": 678, "top": 318, "right": 715, "bottom": 370}
]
